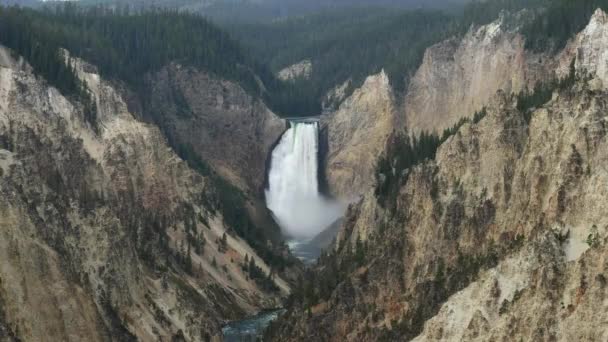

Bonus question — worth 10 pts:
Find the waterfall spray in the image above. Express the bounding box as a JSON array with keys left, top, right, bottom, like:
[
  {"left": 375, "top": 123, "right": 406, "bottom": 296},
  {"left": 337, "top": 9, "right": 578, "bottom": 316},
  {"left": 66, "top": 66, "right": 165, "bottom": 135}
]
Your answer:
[{"left": 266, "top": 121, "right": 344, "bottom": 239}]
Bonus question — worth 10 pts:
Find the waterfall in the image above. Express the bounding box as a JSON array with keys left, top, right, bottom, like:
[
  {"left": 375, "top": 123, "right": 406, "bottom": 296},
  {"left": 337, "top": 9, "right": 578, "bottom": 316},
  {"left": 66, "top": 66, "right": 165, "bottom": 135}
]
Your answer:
[{"left": 266, "top": 121, "right": 344, "bottom": 239}]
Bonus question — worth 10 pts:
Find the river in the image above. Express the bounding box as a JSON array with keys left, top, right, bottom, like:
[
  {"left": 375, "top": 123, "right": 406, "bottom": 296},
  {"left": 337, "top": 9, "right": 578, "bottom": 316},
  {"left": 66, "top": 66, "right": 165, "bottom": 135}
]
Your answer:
[{"left": 222, "top": 309, "right": 285, "bottom": 341}]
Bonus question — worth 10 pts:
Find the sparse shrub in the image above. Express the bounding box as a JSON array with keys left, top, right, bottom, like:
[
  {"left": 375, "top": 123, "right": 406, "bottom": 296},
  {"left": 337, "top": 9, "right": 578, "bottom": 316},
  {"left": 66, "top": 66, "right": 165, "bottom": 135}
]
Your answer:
[{"left": 586, "top": 225, "right": 600, "bottom": 248}]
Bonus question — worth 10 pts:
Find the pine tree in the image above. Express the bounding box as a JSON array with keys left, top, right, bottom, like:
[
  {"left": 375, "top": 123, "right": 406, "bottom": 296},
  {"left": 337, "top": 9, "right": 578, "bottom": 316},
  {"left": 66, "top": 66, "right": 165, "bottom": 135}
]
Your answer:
[
  {"left": 355, "top": 236, "right": 365, "bottom": 266},
  {"left": 185, "top": 243, "right": 192, "bottom": 274},
  {"left": 218, "top": 232, "right": 228, "bottom": 253},
  {"left": 249, "top": 258, "right": 256, "bottom": 275}
]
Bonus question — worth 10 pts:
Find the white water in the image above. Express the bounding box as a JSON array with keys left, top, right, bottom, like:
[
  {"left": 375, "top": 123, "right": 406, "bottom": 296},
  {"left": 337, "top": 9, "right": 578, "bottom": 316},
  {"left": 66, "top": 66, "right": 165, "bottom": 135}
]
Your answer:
[{"left": 266, "top": 122, "right": 344, "bottom": 239}]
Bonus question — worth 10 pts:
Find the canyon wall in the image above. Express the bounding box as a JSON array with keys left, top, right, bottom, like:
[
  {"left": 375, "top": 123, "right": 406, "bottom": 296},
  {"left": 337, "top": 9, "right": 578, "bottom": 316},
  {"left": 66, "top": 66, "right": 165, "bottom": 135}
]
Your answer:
[
  {"left": 275, "top": 76, "right": 608, "bottom": 342},
  {"left": 323, "top": 13, "right": 550, "bottom": 200},
  {"left": 274, "top": 9, "right": 608, "bottom": 341},
  {"left": 0, "top": 47, "right": 289, "bottom": 341},
  {"left": 404, "top": 11, "right": 549, "bottom": 133}
]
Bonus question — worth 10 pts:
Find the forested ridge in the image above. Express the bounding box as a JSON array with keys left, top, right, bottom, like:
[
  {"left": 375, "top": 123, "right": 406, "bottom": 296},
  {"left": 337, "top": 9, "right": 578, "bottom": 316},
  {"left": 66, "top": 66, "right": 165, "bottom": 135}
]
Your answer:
[
  {"left": 0, "top": 6, "right": 99, "bottom": 128},
  {"left": 0, "top": 5, "right": 263, "bottom": 98},
  {"left": 0, "top": 4, "right": 316, "bottom": 116},
  {"left": 78, "top": 0, "right": 471, "bottom": 24},
  {"left": 523, "top": 0, "right": 608, "bottom": 52},
  {"left": 230, "top": 8, "right": 452, "bottom": 110},
  {"left": 225, "top": 0, "right": 561, "bottom": 113}
]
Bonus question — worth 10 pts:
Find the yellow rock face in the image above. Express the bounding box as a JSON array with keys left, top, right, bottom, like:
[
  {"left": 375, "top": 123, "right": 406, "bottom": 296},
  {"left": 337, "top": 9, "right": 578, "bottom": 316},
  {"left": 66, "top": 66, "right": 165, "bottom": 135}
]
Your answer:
[{"left": 323, "top": 70, "right": 398, "bottom": 200}]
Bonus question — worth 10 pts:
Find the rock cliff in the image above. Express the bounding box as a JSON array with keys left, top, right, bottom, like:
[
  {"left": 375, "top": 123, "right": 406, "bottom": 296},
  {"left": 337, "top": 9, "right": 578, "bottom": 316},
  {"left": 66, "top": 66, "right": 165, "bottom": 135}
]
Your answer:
[
  {"left": 404, "top": 11, "right": 548, "bottom": 134},
  {"left": 0, "top": 47, "right": 290, "bottom": 341},
  {"left": 322, "top": 70, "right": 398, "bottom": 199},
  {"left": 411, "top": 76, "right": 608, "bottom": 340},
  {"left": 278, "top": 60, "right": 313, "bottom": 82},
  {"left": 143, "top": 63, "right": 290, "bottom": 269}
]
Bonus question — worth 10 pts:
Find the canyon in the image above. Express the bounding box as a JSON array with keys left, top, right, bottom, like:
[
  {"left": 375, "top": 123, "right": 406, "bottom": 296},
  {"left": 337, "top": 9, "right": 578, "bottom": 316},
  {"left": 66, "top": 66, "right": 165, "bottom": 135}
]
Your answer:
[{"left": 2, "top": 3, "right": 608, "bottom": 342}]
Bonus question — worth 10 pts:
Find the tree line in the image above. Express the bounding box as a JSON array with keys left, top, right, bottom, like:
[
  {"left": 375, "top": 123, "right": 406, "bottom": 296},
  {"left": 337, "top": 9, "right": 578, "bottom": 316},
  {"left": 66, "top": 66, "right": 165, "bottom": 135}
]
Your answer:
[
  {"left": 226, "top": 0, "right": 601, "bottom": 116},
  {"left": 0, "top": 5, "right": 260, "bottom": 93}
]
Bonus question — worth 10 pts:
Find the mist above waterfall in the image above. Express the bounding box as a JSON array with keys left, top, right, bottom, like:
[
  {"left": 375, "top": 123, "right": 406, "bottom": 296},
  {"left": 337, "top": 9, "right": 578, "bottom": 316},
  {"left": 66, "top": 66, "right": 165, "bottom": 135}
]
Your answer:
[{"left": 266, "top": 122, "right": 345, "bottom": 239}]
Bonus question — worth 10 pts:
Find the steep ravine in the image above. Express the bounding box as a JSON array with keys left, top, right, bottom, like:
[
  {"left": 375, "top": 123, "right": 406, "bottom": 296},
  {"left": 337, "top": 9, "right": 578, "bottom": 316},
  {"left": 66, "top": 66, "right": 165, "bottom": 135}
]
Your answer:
[{"left": 223, "top": 119, "right": 347, "bottom": 341}]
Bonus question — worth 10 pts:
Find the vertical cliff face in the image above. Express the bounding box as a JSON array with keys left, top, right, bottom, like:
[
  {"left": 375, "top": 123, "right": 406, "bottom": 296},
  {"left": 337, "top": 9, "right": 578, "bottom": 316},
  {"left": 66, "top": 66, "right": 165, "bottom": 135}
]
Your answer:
[
  {"left": 273, "top": 9, "right": 608, "bottom": 342},
  {"left": 322, "top": 71, "right": 398, "bottom": 199},
  {"left": 405, "top": 12, "right": 548, "bottom": 134},
  {"left": 0, "top": 48, "right": 290, "bottom": 342}
]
